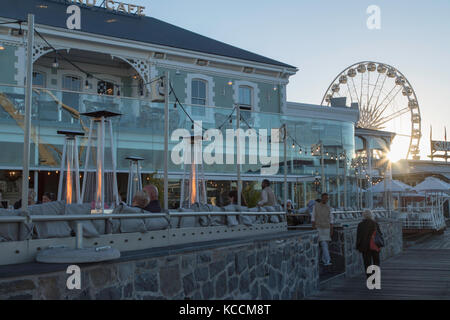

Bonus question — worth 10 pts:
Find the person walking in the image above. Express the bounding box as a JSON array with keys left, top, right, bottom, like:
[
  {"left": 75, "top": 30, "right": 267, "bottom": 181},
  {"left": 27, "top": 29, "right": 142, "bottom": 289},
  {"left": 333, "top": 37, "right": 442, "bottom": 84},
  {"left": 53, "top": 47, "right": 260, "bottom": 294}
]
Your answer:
[
  {"left": 257, "top": 179, "right": 277, "bottom": 207},
  {"left": 311, "top": 193, "right": 334, "bottom": 266},
  {"left": 356, "top": 209, "right": 382, "bottom": 277}
]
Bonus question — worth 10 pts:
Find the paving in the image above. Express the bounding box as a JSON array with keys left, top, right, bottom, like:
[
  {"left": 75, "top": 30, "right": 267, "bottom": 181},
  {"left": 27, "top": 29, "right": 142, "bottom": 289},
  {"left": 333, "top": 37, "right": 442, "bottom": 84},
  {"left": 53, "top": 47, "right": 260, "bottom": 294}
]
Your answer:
[{"left": 308, "top": 229, "right": 450, "bottom": 300}]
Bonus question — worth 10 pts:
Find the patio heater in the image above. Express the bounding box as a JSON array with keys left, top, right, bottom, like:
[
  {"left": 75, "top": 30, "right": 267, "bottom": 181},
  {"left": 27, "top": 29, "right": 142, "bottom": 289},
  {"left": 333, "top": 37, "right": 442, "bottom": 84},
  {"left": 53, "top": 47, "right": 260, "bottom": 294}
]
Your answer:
[
  {"left": 126, "top": 156, "right": 144, "bottom": 206},
  {"left": 180, "top": 135, "right": 207, "bottom": 208},
  {"left": 57, "top": 130, "right": 84, "bottom": 204},
  {"left": 80, "top": 110, "right": 121, "bottom": 213}
]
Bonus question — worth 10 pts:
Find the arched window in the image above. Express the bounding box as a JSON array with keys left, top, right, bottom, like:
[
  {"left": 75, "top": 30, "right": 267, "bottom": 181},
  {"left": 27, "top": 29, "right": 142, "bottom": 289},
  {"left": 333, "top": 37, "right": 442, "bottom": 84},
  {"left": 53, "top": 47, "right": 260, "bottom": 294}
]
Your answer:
[
  {"left": 191, "top": 79, "right": 207, "bottom": 106},
  {"left": 239, "top": 85, "right": 253, "bottom": 110}
]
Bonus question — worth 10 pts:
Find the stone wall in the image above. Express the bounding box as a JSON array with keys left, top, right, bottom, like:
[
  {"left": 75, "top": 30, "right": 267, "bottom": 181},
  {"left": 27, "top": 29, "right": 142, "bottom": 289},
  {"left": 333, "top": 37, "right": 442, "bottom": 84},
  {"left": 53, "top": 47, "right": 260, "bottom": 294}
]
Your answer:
[
  {"left": 329, "top": 220, "right": 403, "bottom": 278},
  {"left": 0, "top": 231, "right": 320, "bottom": 300}
]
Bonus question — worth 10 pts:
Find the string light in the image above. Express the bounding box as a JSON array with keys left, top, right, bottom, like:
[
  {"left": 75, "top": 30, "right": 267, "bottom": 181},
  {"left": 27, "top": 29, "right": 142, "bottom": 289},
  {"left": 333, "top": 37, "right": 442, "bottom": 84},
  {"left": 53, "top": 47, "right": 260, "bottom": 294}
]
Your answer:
[{"left": 52, "top": 57, "right": 59, "bottom": 68}]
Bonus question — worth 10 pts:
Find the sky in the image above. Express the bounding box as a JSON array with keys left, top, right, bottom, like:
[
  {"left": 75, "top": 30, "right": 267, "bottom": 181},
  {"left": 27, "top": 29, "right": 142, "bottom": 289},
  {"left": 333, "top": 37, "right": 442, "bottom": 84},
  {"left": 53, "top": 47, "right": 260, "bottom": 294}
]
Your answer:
[{"left": 122, "top": 0, "right": 449, "bottom": 161}]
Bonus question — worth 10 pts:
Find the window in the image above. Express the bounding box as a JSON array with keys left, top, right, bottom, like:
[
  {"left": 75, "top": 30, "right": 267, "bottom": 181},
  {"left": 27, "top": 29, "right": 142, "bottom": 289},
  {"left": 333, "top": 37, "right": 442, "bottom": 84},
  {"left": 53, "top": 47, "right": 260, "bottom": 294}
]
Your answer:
[
  {"left": 97, "top": 81, "right": 115, "bottom": 95},
  {"left": 191, "top": 79, "right": 207, "bottom": 117},
  {"left": 33, "top": 72, "right": 46, "bottom": 88},
  {"left": 191, "top": 79, "right": 207, "bottom": 106},
  {"left": 62, "top": 75, "right": 81, "bottom": 91},
  {"left": 239, "top": 86, "right": 252, "bottom": 109},
  {"left": 62, "top": 75, "right": 82, "bottom": 112}
]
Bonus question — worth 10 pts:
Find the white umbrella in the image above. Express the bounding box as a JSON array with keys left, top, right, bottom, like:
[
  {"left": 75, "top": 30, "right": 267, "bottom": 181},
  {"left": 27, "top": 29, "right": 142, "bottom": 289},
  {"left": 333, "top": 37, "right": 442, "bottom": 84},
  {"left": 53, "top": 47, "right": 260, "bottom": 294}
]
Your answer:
[
  {"left": 370, "top": 179, "right": 412, "bottom": 193},
  {"left": 413, "top": 177, "right": 450, "bottom": 192}
]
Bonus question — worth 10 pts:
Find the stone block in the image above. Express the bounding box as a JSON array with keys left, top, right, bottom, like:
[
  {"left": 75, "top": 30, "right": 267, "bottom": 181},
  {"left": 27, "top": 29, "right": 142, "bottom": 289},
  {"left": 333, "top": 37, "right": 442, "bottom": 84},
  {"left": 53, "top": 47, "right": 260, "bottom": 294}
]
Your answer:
[
  {"left": 197, "top": 252, "right": 212, "bottom": 265},
  {"left": 209, "top": 260, "right": 226, "bottom": 279},
  {"left": 250, "top": 281, "right": 259, "bottom": 299},
  {"left": 260, "top": 284, "right": 271, "bottom": 300},
  {"left": 247, "top": 253, "right": 256, "bottom": 269},
  {"left": 38, "top": 276, "right": 60, "bottom": 300},
  {"left": 160, "top": 265, "right": 181, "bottom": 297},
  {"left": 235, "top": 251, "right": 248, "bottom": 274},
  {"left": 89, "top": 266, "right": 116, "bottom": 288},
  {"left": 194, "top": 266, "right": 209, "bottom": 282},
  {"left": 0, "top": 279, "right": 36, "bottom": 296},
  {"left": 117, "top": 263, "right": 135, "bottom": 282},
  {"left": 239, "top": 270, "right": 250, "bottom": 293},
  {"left": 95, "top": 286, "right": 121, "bottom": 300},
  {"left": 135, "top": 272, "right": 158, "bottom": 293},
  {"left": 183, "top": 273, "right": 196, "bottom": 296},
  {"left": 228, "top": 276, "right": 238, "bottom": 293},
  {"left": 215, "top": 271, "right": 227, "bottom": 298},
  {"left": 201, "top": 281, "right": 214, "bottom": 300}
]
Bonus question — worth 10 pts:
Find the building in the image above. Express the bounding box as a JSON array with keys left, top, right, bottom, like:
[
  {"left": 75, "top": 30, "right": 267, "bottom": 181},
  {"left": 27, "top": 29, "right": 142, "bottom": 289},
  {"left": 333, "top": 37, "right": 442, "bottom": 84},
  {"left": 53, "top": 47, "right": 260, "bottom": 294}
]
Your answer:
[{"left": 0, "top": 0, "right": 359, "bottom": 209}]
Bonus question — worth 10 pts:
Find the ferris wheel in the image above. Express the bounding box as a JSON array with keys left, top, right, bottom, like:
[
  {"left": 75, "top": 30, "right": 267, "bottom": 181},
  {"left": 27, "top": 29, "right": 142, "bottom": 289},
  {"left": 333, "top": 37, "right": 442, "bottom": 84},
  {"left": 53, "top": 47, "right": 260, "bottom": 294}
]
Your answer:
[{"left": 321, "top": 61, "right": 421, "bottom": 160}]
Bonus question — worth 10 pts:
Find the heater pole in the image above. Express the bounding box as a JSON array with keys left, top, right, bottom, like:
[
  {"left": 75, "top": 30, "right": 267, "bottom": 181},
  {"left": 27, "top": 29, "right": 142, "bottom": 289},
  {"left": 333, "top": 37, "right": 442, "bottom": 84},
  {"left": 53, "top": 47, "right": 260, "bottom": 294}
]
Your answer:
[
  {"left": 21, "top": 14, "right": 34, "bottom": 211},
  {"left": 163, "top": 72, "right": 169, "bottom": 211}
]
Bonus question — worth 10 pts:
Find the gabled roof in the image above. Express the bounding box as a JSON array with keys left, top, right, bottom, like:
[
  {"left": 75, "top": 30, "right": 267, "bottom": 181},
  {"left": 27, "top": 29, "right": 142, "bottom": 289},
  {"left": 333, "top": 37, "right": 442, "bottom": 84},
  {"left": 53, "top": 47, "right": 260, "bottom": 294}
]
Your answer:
[{"left": 1, "top": 0, "right": 297, "bottom": 69}]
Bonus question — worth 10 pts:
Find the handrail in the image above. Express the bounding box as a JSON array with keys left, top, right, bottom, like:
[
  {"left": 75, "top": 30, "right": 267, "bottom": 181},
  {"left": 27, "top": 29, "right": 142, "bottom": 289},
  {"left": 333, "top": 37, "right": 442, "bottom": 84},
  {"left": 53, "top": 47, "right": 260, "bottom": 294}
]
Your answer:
[{"left": 0, "top": 211, "right": 285, "bottom": 223}]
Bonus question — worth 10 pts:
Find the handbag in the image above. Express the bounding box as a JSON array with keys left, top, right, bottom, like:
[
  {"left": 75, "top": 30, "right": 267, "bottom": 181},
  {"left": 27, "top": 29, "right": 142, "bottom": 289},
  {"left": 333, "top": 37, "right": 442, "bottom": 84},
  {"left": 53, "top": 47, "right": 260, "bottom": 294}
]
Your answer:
[{"left": 374, "top": 225, "right": 385, "bottom": 248}]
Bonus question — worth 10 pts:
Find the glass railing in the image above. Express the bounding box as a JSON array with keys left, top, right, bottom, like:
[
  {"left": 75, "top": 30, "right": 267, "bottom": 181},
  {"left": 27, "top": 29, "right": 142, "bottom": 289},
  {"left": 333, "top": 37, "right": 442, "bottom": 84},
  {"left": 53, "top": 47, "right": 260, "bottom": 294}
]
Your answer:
[{"left": 0, "top": 85, "right": 355, "bottom": 179}]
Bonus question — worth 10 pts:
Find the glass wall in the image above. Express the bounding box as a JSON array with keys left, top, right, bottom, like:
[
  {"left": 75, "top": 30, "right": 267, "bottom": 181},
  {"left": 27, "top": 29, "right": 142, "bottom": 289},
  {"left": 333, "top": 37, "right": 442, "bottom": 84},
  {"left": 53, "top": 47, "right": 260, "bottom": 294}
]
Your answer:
[{"left": 0, "top": 84, "right": 356, "bottom": 209}]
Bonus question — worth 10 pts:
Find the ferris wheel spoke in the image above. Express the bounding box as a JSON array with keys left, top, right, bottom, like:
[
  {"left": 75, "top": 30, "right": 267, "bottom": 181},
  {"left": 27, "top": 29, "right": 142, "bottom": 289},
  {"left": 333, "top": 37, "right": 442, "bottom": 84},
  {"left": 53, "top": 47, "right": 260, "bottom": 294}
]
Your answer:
[
  {"left": 367, "top": 71, "right": 370, "bottom": 109},
  {"left": 373, "top": 107, "right": 410, "bottom": 127},
  {"left": 367, "top": 73, "right": 380, "bottom": 109},
  {"left": 371, "top": 86, "right": 404, "bottom": 123},
  {"left": 371, "top": 73, "right": 388, "bottom": 114},
  {"left": 372, "top": 83, "right": 398, "bottom": 115},
  {"left": 351, "top": 78, "right": 361, "bottom": 108},
  {"left": 360, "top": 73, "right": 364, "bottom": 109},
  {"left": 346, "top": 82, "right": 354, "bottom": 103}
]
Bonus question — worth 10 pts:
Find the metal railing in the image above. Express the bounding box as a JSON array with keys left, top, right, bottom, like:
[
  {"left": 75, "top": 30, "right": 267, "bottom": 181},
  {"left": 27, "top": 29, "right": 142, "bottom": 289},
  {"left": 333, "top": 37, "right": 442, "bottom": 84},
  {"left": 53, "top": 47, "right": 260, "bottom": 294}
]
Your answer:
[{"left": 0, "top": 210, "right": 286, "bottom": 244}]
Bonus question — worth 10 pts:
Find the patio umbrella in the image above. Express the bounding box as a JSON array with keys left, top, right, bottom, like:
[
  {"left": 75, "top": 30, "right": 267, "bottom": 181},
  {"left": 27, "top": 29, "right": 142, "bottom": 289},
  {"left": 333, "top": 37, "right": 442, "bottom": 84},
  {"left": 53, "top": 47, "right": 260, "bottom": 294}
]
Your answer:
[
  {"left": 369, "top": 179, "right": 412, "bottom": 193},
  {"left": 413, "top": 177, "right": 450, "bottom": 192}
]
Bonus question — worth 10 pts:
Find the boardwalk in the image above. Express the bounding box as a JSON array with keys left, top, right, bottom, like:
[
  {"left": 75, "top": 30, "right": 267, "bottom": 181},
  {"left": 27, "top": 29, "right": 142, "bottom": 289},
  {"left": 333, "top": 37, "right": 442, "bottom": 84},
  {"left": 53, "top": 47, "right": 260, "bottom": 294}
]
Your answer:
[{"left": 308, "top": 230, "right": 450, "bottom": 300}]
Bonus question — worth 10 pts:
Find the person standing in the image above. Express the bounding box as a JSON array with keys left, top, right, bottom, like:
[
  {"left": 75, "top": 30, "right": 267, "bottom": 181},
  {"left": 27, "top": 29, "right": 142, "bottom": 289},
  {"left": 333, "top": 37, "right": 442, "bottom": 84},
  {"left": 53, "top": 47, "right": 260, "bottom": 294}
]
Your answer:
[
  {"left": 311, "top": 193, "right": 334, "bottom": 266},
  {"left": 257, "top": 179, "right": 277, "bottom": 207},
  {"left": 356, "top": 209, "right": 382, "bottom": 277}
]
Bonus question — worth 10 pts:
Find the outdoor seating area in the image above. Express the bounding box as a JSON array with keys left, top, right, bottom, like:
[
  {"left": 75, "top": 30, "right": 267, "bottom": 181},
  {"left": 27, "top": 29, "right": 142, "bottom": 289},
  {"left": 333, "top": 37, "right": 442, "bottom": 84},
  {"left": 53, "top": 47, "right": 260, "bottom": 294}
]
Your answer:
[{"left": 0, "top": 201, "right": 286, "bottom": 242}]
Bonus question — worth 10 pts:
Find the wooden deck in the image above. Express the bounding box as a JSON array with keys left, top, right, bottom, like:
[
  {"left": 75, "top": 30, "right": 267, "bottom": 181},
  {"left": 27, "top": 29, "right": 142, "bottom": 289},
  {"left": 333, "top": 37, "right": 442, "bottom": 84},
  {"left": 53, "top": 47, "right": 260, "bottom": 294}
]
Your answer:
[{"left": 308, "top": 230, "right": 450, "bottom": 300}]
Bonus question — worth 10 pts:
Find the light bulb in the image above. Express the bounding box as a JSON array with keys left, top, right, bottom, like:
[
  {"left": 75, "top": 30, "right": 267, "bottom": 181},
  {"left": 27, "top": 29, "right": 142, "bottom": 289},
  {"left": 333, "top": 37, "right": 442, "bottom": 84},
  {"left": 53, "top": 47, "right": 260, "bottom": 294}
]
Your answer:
[
  {"left": 52, "top": 57, "right": 59, "bottom": 68},
  {"left": 0, "top": 42, "right": 5, "bottom": 51}
]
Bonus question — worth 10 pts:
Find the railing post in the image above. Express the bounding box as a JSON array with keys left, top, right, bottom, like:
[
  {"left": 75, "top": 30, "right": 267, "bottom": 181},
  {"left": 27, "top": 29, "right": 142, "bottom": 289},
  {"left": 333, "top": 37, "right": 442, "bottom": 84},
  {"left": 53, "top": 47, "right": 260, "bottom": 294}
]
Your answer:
[{"left": 76, "top": 222, "right": 83, "bottom": 249}]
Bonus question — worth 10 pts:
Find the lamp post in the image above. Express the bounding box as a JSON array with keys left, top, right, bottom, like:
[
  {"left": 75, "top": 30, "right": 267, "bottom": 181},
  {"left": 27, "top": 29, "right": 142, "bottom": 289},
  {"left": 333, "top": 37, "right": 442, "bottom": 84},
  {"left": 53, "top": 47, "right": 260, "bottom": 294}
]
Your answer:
[{"left": 21, "top": 14, "right": 34, "bottom": 211}]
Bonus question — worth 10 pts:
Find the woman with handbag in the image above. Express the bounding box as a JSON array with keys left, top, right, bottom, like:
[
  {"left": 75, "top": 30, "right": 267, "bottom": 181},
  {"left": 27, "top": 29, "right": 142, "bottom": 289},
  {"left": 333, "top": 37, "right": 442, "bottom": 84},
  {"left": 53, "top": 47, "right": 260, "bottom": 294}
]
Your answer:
[{"left": 356, "top": 209, "right": 384, "bottom": 277}]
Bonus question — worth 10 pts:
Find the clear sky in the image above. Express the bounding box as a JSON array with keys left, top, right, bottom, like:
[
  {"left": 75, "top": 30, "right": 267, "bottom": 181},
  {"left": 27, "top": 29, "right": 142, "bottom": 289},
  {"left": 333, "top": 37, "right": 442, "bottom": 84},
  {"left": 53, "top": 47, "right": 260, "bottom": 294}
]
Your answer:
[{"left": 130, "top": 0, "right": 449, "bottom": 161}]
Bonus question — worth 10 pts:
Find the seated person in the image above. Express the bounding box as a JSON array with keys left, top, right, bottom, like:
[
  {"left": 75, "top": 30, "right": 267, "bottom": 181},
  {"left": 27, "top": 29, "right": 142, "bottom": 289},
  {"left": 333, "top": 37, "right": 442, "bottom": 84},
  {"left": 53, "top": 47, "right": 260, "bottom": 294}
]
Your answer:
[
  {"left": 132, "top": 191, "right": 150, "bottom": 210},
  {"left": 143, "top": 185, "right": 162, "bottom": 213},
  {"left": 228, "top": 190, "right": 247, "bottom": 207},
  {"left": 42, "top": 192, "right": 56, "bottom": 203},
  {"left": 14, "top": 190, "right": 36, "bottom": 209},
  {"left": 286, "top": 199, "right": 294, "bottom": 214}
]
